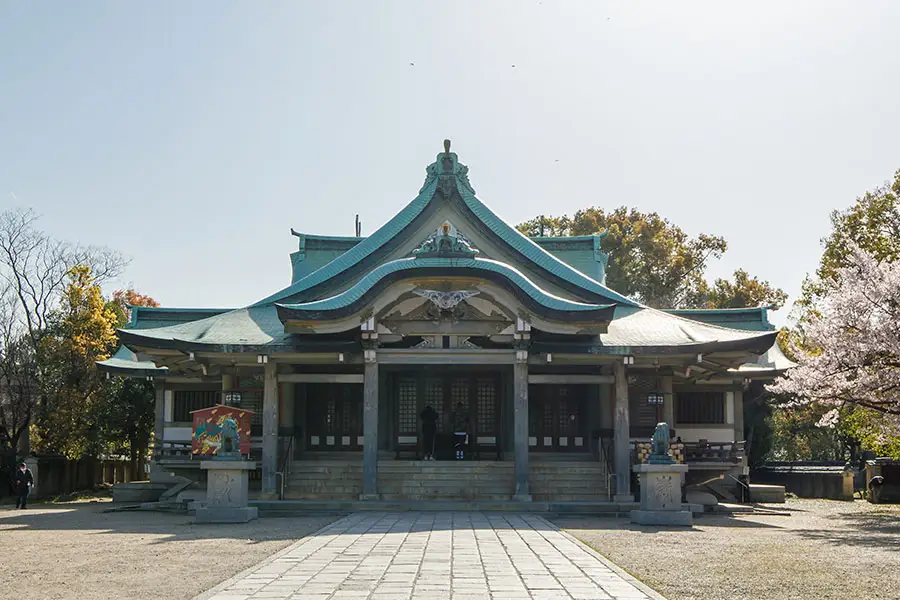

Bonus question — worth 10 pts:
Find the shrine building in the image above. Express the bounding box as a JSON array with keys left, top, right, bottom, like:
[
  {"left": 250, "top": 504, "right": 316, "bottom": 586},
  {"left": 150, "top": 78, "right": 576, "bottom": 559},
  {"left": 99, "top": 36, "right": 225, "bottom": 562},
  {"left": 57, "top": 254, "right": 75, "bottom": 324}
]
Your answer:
[{"left": 99, "top": 142, "right": 791, "bottom": 503}]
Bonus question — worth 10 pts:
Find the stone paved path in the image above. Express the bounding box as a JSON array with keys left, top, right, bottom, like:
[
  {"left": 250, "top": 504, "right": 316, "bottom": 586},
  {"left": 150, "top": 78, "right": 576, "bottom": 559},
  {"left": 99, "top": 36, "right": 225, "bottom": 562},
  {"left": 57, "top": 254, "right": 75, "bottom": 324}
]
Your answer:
[{"left": 200, "top": 512, "right": 661, "bottom": 600}]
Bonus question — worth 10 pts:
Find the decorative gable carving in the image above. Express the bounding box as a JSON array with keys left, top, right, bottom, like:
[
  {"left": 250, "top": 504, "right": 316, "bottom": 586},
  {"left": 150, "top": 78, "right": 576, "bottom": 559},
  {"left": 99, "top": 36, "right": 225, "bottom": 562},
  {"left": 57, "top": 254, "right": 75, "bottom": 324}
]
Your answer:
[
  {"left": 412, "top": 221, "right": 479, "bottom": 259},
  {"left": 413, "top": 289, "right": 479, "bottom": 310}
]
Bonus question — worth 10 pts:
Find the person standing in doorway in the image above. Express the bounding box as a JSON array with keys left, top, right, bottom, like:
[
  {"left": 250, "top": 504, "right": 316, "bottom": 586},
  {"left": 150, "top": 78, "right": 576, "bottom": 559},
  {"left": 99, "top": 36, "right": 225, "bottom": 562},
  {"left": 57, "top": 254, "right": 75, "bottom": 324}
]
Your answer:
[
  {"left": 420, "top": 405, "right": 438, "bottom": 461},
  {"left": 452, "top": 402, "right": 470, "bottom": 460},
  {"left": 14, "top": 462, "right": 34, "bottom": 509}
]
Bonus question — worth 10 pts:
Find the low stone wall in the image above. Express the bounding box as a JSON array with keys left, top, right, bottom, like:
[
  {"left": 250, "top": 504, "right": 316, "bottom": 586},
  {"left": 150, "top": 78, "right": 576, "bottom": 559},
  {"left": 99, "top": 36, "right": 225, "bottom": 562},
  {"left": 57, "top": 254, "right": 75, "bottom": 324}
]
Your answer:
[{"left": 752, "top": 463, "right": 853, "bottom": 501}]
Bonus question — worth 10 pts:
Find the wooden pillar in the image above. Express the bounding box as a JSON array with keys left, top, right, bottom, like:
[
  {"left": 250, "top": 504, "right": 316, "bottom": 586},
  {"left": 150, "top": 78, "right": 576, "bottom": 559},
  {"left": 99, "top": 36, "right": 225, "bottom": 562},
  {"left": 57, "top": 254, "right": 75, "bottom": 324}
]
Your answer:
[
  {"left": 361, "top": 350, "right": 380, "bottom": 499},
  {"left": 261, "top": 362, "right": 278, "bottom": 497},
  {"left": 661, "top": 375, "right": 674, "bottom": 434},
  {"left": 733, "top": 388, "right": 745, "bottom": 442},
  {"left": 513, "top": 352, "right": 531, "bottom": 501},
  {"left": 613, "top": 360, "right": 632, "bottom": 502},
  {"left": 153, "top": 383, "right": 165, "bottom": 450}
]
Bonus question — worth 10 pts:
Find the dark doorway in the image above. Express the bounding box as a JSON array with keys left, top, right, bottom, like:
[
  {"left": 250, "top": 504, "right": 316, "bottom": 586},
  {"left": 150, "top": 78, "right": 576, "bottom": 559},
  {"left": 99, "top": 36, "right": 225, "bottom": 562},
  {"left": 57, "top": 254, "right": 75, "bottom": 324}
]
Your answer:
[
  {"left": 528, "top": 385, "right": 587, "bottom": 452},
  {"left": 391, "top": 368, "right": 501, "bottom": 459},
  {"left": 305, "top": 383, "right": 363, "bottom": 451}
]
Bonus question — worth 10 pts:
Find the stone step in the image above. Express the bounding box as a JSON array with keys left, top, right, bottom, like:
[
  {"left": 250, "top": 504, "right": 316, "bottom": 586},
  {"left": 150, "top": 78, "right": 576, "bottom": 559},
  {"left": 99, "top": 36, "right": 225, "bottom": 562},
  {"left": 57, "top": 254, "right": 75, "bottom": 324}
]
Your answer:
[
  {"left": 378, "top": 474, "right": 514, "bottom": 482},
  {"left": 531, "top": 482, "right": 607, "bottom": 493},
  {"left": 377, "top": 475, "right": 514, "bottom": 484},
  {"left": 285, "top": 493, "right": 361, "bottom": 500},
  {"left": 254, "top": 499, "right": 633, "bottom": 515},
  {"left": 378, "top": 485, "right": 513, "bottom": 495},
  {"left": 290, "top": 465, "right": 364, "bottom": 472},
  {"left": 532, "top": 494, "right": 609, "bottom": 502},
  {"left": 380, "top": 494, "right": 513, "bottom": 501},
  {"left": 532, "top": 467, "right": 606, "bottom": 472},
  {"left": 287, "top": 472, "right": 362, "bottom": 480},
  {"left": 287, "top": 480, "right": 361, "bottom": 487}
]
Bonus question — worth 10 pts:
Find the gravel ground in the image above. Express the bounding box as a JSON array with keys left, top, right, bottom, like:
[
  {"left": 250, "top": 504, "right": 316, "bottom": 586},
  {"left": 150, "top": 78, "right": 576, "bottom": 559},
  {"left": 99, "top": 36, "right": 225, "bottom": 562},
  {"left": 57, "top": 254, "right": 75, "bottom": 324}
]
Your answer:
[
  {"left": 0, "top": 498, "right": 337, "bottom": 600},
  {"left": 555, "top": 498, "right": 900, "bottom": 600}
]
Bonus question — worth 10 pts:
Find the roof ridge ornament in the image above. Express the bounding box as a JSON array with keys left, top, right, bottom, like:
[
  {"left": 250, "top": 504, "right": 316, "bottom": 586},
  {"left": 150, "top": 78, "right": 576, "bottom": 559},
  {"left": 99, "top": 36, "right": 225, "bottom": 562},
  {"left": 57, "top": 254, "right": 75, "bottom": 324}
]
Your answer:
[
  {"left": 412, "top": 221, "right": 480, "bottom": 259},
  {"left": 419, "top": 138, "right": 476, "bottom": 196}
]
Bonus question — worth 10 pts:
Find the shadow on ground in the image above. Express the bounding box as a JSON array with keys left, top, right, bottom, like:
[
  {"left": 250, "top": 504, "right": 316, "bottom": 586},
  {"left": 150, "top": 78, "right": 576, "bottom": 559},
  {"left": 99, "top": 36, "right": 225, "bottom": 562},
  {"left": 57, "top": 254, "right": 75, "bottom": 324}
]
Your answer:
[
  {"left": 0, "top": 500, "right": 343, "bottom": 546},
  {"left": 791, "top": 508, "right": 900, "bottom": 549},
  {"left": 1, "top": 501, "right": 595, "bottom": 544},
  {"left": 554, "top": 511, "right": 784, "bottom": 534}
]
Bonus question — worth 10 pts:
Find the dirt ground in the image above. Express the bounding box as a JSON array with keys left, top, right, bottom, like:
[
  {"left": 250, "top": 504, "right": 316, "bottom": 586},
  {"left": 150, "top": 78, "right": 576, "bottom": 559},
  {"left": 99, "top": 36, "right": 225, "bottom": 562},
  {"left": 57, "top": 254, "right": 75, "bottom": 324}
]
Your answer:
[
  {"left": 0, "top": 498, "right": 337, "bottom": 600},
  {"left": 555, "top": 498, "right": 900, "bottom": 600}
]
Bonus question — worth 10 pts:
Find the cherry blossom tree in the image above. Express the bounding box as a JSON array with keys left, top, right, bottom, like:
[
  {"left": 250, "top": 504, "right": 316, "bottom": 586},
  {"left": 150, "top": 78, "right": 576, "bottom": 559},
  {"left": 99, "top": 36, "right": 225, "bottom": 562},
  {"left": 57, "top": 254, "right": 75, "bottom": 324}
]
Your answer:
[{"left": 769, "top": 244, "right": 900, "bottom": 451}]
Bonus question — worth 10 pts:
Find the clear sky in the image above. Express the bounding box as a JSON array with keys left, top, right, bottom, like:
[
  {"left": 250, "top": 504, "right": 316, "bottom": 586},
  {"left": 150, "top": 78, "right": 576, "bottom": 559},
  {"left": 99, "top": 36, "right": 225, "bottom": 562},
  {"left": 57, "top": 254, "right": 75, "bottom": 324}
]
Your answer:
[{"left": 2, "top": 2, "right": 899, "bottom": 326}]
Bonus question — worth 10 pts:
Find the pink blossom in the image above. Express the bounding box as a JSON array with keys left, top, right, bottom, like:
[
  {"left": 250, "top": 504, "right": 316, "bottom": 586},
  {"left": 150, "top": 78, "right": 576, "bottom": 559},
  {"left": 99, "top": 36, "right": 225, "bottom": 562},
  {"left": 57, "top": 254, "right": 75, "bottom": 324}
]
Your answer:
[{"left": 768, "top": 244, "right": 900, "bottom": 421}]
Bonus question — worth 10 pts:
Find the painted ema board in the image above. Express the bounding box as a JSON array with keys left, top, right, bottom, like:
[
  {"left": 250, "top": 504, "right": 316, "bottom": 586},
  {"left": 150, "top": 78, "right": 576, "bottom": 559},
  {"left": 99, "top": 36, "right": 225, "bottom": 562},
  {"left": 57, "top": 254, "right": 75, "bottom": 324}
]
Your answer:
[{"left": 191, "top": 405, "right": 254, "bottom": 456}]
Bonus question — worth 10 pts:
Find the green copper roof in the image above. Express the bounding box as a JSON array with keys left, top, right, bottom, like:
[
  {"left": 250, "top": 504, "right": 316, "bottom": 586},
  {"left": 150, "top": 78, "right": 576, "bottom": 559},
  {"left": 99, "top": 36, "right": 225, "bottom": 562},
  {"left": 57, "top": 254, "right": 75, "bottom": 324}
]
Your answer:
[
  {"left": 255, "top": 148, "right": 638, "bottom": 308},
  {"left": 665, "top": 307, "right": 774, "bottom": 332},
  {"left": 255, "top": 178, "right": 439, "bottom": 306},
  {"left": 736, "top": 340, "right": 796, "bottom": 373},
  {"left": 289, "top": 232, "right": 365, "bottom": 283},
  {"left": 96, "top": 346, "right": 167, "bottom": 375},
  {"left": 453, "top": 184, "right": 636, "bottom": 306},
  {"left": 129, "top": 306, "right": 232, "bottom": 329},
  {"left": 112, "top": 145, "right": 781, "bottom": 363},
  {"left": 276, "top": 256, "right": 615, "bottom": 317},
  {"left": 119, "top": 304, "right": 288, "bottom": 349}
]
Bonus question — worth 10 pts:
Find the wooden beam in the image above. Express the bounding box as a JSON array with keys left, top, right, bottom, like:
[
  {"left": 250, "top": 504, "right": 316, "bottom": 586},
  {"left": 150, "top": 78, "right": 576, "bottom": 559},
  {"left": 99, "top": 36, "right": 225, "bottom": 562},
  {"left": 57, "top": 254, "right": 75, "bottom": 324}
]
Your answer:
[
  {"left": 277, "top": 373, "right": 364, "bottom": 384},
  {"left": 377, "top": 349, "right": 516, "bottom": 365},
  {"left": 527, "top": 374, "right": 614, "bottom": 384}
]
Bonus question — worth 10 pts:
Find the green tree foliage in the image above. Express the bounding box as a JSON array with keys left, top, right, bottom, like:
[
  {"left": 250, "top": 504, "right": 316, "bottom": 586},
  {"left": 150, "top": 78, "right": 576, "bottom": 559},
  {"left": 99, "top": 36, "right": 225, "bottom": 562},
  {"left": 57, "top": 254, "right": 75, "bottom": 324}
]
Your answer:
[
  {"left": 692, "top": 269, "right": 788, "bottom": 311},
  {"left": 0, "top": 208, "right": 125, "bottom": 454},
  {"left": 768, "top": 403, "right": 857, "bottom": 462},
  {"left": 109, "top": 288, "right": 160, "bottom": 327},
  {"left": 102, "top": 288, "right": 160, "bottom": 477},
  {"left": 800, "top": 169, "right": 900, "bottom": 311},
  {"left": 773, "top": 169, "right": 900, "bottom": 460},
  {"left": 35, "top": 266, "right": 119, "bottom": 458},
  {"left": 95, "top": 378, "right": 155, "bottom": 479},
  {"left": 517, "top": 207, "right": 785, "bottom": 309}
]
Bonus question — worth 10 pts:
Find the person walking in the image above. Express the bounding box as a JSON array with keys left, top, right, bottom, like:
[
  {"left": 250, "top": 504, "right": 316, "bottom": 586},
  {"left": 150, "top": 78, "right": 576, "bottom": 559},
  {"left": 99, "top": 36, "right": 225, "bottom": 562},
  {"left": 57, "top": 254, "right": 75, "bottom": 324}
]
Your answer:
[
  {"left": 14, "top": 462, "right": 34, "bottom": 509},
  {"left": 420, "top": 405, "right": 438, "bottom": 461}
]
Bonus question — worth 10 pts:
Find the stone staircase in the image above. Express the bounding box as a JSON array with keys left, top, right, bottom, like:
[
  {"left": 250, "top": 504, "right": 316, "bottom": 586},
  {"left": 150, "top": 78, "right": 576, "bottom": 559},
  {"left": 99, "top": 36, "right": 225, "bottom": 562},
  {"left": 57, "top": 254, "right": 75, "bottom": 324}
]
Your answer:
[
  {"left": 379, "top": 461, "right": 515, "bottom": 501},
  {"left": 286, "top": 458, "right": 363, "bottom": 500},
  {"left": 530, "top": 455, "right": 610, "bottom": 502},
  {"left": 285, "top": 455, "right": 609, "bottom": 502}
]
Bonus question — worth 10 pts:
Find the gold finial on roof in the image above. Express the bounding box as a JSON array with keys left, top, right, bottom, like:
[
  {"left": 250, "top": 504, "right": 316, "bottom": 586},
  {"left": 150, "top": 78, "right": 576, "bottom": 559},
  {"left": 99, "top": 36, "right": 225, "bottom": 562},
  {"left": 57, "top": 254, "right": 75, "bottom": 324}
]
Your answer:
[{"left": 443, "top": 139, "right": 451, "bottom": 154}]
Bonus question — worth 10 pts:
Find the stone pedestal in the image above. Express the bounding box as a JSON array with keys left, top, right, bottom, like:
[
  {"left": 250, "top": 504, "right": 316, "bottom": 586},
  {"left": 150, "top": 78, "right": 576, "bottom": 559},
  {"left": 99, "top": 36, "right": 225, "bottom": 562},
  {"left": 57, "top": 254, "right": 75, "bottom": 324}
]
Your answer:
[
  {"left": 195, "top": 461, "right": 258, "bottom": 524},
  {"left": 631, "top": 462, "right": 692, "bottom": 526}
]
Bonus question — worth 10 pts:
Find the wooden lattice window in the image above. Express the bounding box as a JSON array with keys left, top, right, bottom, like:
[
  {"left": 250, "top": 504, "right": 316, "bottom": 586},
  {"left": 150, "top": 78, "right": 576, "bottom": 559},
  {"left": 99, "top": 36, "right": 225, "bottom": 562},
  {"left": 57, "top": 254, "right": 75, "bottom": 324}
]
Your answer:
[
  {"left": 338, "top": 384, "right": 362, "bottom": 434},
  {"left": 237, "top": 390, "right": 262, "bottom": 426},
  {"left": 542, "top": 399, "right": 554, "bottom": 432},
  {"left": 173, "top": 390, "right": 218, "bottom": 422},
  {"left": 325, "top": 396, "right": 336, "bottom": 433},
  {"left": 424, "top": 378, "right": 445, "bottom": 431},
  {"left": 559, "top": 389, "right": 580, "bottom": 435},
  {"left": 559, "top": 395, "right": 570, "bottom": 435},
  {"left": 397, "top": 378, "right": 417, "bottom": 434},
  {"left": 677, "top": 391, "right": 725, "bottom": 424},
  {"left": 451, "top": 378, "right": 469, "bottom": 410},
  {"left": 476, "top": 378, "right": 496, "bottom": 434},
  {"left": 233, "top": 376, "right": 264, "bottom": 426}
]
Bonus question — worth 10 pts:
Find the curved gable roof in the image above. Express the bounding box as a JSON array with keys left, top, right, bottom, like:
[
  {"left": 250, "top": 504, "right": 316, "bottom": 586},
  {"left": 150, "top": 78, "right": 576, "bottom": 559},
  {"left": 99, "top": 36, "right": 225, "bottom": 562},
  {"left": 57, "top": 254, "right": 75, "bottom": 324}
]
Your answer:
[
  {"left": 255, "top": 148, "right": 639, "bottom": 308},
  {"left": 275, "top": 256, "right": 616, "bottom": 324}
]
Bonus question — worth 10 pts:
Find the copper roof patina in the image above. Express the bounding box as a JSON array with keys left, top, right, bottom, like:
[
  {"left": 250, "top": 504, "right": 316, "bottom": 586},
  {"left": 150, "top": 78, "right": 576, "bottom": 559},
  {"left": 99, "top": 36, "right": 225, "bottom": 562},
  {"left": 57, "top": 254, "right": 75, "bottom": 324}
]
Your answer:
[{"left": 102, "top": 142, "right": 784, "bottom": 370}]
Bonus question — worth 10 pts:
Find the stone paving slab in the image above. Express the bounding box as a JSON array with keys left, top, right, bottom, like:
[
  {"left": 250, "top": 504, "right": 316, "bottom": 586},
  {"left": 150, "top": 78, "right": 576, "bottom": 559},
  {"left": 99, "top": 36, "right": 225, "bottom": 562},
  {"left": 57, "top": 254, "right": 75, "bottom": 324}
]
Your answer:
[{"left": 198, "top": 512, "right": 664, "bottom": 600}]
